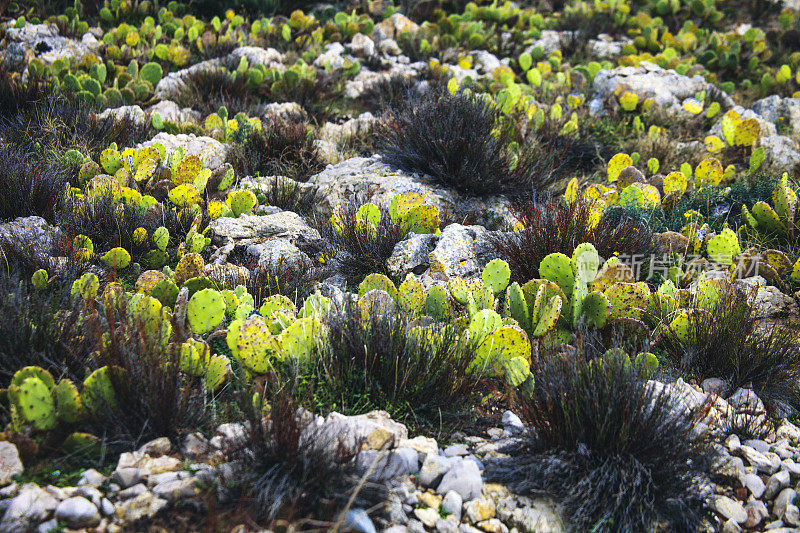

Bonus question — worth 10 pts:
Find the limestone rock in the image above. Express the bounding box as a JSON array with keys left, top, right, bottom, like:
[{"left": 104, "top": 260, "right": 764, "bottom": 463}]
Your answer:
[
  {"left": 138, "top": 133, "right": 230, "bottom": 170},
  {"left": 0, "top": 442, "right": 23, "bottom": 485}
]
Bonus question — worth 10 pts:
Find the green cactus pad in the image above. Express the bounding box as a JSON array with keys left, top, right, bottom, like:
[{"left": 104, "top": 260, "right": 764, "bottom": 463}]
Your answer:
[
  {"left": 71, "top": 272, "right": 99, "bottom": 300},
  {"left": 101, "top": 247, "right": 131, "bottom": 270},
  {"left": 533, "top": 294, "right": 562, "bottom": 337},
  {"left": 762, "top": 249, "right": 793, "bottom": 277},
  {"left": 604, "top": 282, "right": 650, "bottom": 320},
  {"left": 151, "top": 279, "right": 179, "bottom": 307},
  {"left": 61, "top": 432, "right": 102, "bottom": 458},
  {"left": 12, "top": 366, "right": 56, "bottom": 390},
  {"left": 174, "top": 253, "right": 204, "bottom": 286},
  {"left": 179, "top": 340, "right": 209, "bottom": 376},
  {"left": 475, "top": 324, "right": 532, "bottom": 376},
  {"left": 571, "top": 243, "right": 600, "bottom": 283},
  {"left": 482, "top": 259, "right": 511, "bottom": 295},
  {"left": 773, "top": 174, "right": 797, "bottom": 224},
  {"left": 448, "top": 277, "right": 480, "bottom": 305},
  {"left": 358, "top": 273, "right": 398, "bottom": 301},
  {"left": 644, "top": 292, "right": 677, "bottom": 324},
  {"left": 751, "top": 201, "right": 786, "bottom": 235},
  {"left": 54, "top": 379, "right": 83, "bottom": 424},
  {"left": 139, "top": 62, "right": 163, "bottom": 86},
  {"left": 669, "top": 309, "right": 715, "bottom": 345},
  {"left": 236, "top": 316, "right": 276, "bottom": 373},
  {"left": 581, "top": 291, "right": 610, "bottom": 329},
  {"left": 356, "top": 202, "right": 381, "bottom": 226},
  {"left": 277, "top": 317, "right": 322, "bottom": 361},
  {"left": 204, "top": 354, "right": 231, "bottom": 392},
  {"left": 100, "top": 148, "right": 122, "bottom": 174},
  {"left": 401, "top": 204, "right": 439, "bottom": 234},
  {"left": 299, "top": 292, "right": 331, "bottom": 318},
  {"left": 398, "top": 277, "right": 426, "bottom": 314},
  {"left": 468, "top": 309, "right": 502, "bottom": 342},
  {"left": 359, "top": 289, "right": 397, "bottom": 317},
  {"left": 502, "top": 356, "right": 532, "bottom": 387},
  {"left": 522, "top": 279, "right": 570, "bottom": 325},
  {"left": 706, "top": 228, "right": 740, "bottom": 265},
  {"left": 539, "top": 253, "right": 575, "bottom": 297},
  {"left": 425, "top": 285, "right": 452, "bottom": 321},
  {"left": 592, "top": 261, "right": 635, "bottom": 293},
  {"left": 187, "top": 289, "right": 226, "bottom": 335},
  {"left": 506, "top": 282, "right": 530, "bottom": 333},
  {"left": 81, "top": 366, "right": 117, "bottom": 416},
  {"left": 16, "top": 376, "right": 57, "bottom": 430},
  {"left": 260, "top": 294, "right": 298, "bottom": 318},
  {"left": 694, "top": 278, "right": 731, "bottom": 310},
  {"left": 228, "top": 190, "right": 258, "bottom": 217}
]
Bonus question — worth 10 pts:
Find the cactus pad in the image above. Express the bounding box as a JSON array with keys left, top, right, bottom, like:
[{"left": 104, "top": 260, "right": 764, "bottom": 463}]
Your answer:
[
  {"left": 359, "top": 273, "right": 398, "bottom": 301},
  {"left": 581, "top": 291, "right": 610, "bottom": 329},
  {"left": 54, "top": 379, "right": 83, "bottom": 424},
  {"left": 482, "top": 259, "right": 511, "bottom": 295},
  {"left": 539, "top": 253, "right": 576, "bottom": 297},
  {"left": 187, "top": 289, "right": 226, "bottom": 335}
]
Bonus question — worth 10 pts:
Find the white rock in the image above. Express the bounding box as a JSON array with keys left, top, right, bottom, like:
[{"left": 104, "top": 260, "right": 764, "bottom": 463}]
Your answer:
[
  {"left": 713, "top": 496, "right": 747, "bottom": 524},
  {"left": 138, "top": 133, "right": 230, "bottom": 170},
  {"left": 55, "top": 496, "right": 101, "bottom": 528},
  {"left": 0, "top": 442, "right": 23, "bottom": 485},
  {"left": 0, "top": 484, "right": 59, "bottom": 533}
]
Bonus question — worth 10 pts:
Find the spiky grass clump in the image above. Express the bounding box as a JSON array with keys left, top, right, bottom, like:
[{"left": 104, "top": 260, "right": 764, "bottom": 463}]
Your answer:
[
  {"left": 306, "top": 302, "right": 484, "bottom": 423},
  {"left": 0, "top": 144, "right": 69, "bottom": 222},
  {"left": 314, "top": 200, "right": 405, "bottom": 287},
  {"left": 492, "top": 196, "right": 656, "bottom": 282},
  {"left": 376, "top": 87, "right": 564, "bottom": 196},
  {"left": 1, "top": 95, "right": 152, "bottom": 163},
  {"left": 172, "top": 68, "right": 264, "bottom": 117},
  {"left": 656, "top": 286, "right": 800, "bottom": 417},
  {"left": 227, "top": 118, "right": 325, "bottom": 182},
  {"left": 209, "top": 254, "right": 324, "bottom": 308},
  {"left": 0, "top": 68, "right": 54, "bottom": 117},
  {"left": 254, "top": 177, "right": 320, "bottom": 215},
  {"left": 82, "top": 294, "right": 208, "bottom": 450},
  {"left": 488, "top": 354, "right": 716, "bottom": 533},
  {"left": 0, "top": 274, "right": 88, "bottom": 387},
  {"left": 228, "top": 376, "right": 385, "bottom": 526}
]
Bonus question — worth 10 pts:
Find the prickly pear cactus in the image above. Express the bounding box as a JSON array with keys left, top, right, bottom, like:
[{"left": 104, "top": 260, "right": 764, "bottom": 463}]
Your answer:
[
  {"left": 54, "top": 379, "right": 83, "bottom": 424},
  {"left": 234, "top": 315, "right": 276, "bottom": 374},
  {"left": 468, "top": 309, "right": 502, "bottom": 342},
  {"left": 398, "top": 276, "right": 426, "bottom": 315},
  {"left": 706, "top": 228, "right": 740, "bottom": 265},
  {"left": 14, "top": 376, "right": 57, "bottom": 430},
  {"left": 571, "top": 243, "right": 600, "bottom": 283},
  {"left": 668, "top": 309, "right": 715, "bottom": 345},
  {"left": 72, "top": 272, "right": 100, "bottom": 300},
  {"left": 474, "top": 324, "right": 532, "bottom": 379},
  {"left": 581, "top": 291, "right": 610, "bottom": 328},
  {"left": 187, "top": 289, "right": 226, "bottom": 335},
  {"left": 533, "top": 293, "right": 562, "bottom": 337},
  {"left": 539, "top": 253, "right": 576, "bottom": 297},
  {"left": 276, "top": 317, "right": 322, "bottom": 361},
  {"left": 751, "top": 201, "right": 785, "bottom": 235},
  {"left": 81, "top": 367, "right": 117, "bottom": 416},
  {"left": 359, "top": 273, "right": 398, "bottom": 301},
  {"left": 604, "top": 282, "right": 650, "bottom": 321},
  {"left": 506, "top": 282, "right": 530, "bottom": 332},
  {"left": 425, "top": 285, "right": 452, "bottom": 321},
  {"left": 174, "top": 253, "right": 204, "bottom": 286},
  {"left": 228, "top": 190, "right": 258, "bottom": 217},
  {"left": 260, "top": 294, "right": 298, "bottom": 319},
  {"left": 482, "top": 259, "right": 511, "bottom": 295},
  {"left": 204, "top": 354, "right": 231, "bottom": 392},
  {"left": 299, "top": 292, "right": 331, "bottom": 318}
]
